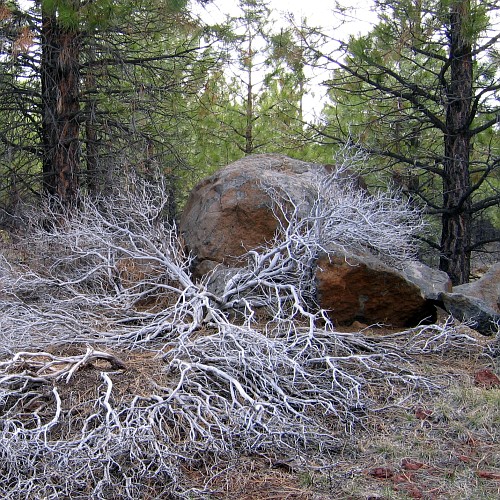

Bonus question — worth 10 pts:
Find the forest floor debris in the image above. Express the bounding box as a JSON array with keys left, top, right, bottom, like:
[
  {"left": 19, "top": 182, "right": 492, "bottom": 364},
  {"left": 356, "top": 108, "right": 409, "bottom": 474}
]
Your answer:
[{"left": 0, "top": 323, "right": 498, "bottom": 499}]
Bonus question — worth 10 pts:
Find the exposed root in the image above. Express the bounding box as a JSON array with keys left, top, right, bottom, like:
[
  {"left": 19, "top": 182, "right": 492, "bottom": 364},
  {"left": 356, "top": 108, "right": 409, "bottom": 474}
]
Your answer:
[{"left": 0, "top": 320, "right": 479, "bottom": 498}]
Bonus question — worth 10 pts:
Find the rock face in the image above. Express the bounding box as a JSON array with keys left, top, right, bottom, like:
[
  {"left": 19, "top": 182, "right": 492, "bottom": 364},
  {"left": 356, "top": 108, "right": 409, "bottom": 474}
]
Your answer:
[
  {"left": 315, "top": 247, "right": 448, "bottom": 327},
  {"left": 438, "top": 263, "right": 500, "bottom": 336},
  {"left": 401, "top": 261, "right": 453, "bottom": 301},
  {"left": 453, "top": 262, "right": 500, "bottom": 312},
  {"left": 440, "top": 292, "right": 500, "bottom": 336},
  {"left": 180, "top": 154, "right": 329, "bottom": 275}
]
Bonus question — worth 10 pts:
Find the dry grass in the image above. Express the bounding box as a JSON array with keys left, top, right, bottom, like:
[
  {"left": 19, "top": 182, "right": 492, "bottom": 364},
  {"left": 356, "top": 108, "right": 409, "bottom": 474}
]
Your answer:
[{"left": 288, "top": 334, "right": 500, "bottom": 500}]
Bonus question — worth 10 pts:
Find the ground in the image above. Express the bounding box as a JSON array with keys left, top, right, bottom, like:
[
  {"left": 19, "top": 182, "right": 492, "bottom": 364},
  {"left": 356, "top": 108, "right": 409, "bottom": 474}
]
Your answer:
[
  {"left": 190, "top": 326, "right": 500, "bottom": 500},
  {"left": 36, "top": 326, "right": 500, "bottom": 500}
]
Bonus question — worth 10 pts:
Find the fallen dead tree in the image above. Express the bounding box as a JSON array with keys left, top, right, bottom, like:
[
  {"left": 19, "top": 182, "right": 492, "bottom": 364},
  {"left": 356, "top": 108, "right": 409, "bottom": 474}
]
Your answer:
[
  {"left": 0, "top": 165, "right": 422, "bottom": 350},
  {"left": 0, "top": 172, "right": 493, "bottom": 498},
  {"left": 0, "top": 321, "right": 485, "bottom": 499}
]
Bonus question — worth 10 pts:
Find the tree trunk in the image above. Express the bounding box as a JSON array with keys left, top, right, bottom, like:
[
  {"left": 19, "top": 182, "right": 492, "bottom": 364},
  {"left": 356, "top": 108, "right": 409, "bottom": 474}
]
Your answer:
[
  {"left": 40, "top": 8, "right": 81, "bottom": 207},
  {"left": 244, "top": 33, "right": 255, "bottom": 155},
  {"left": 440, "top": 0, "right": 472, "bottom": 285}
]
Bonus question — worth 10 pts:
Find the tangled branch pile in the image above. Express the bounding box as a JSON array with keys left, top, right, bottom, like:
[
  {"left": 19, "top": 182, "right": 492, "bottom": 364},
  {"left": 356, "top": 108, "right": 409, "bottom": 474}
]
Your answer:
[{"left": 0, "top": 172, "right": 485, "bottom": 498}]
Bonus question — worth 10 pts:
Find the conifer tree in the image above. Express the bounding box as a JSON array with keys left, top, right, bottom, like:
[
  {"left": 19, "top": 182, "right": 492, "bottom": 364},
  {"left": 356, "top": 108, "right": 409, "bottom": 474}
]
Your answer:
[{"left": 310, "top": 0, "right": 500, "bottom": 284}]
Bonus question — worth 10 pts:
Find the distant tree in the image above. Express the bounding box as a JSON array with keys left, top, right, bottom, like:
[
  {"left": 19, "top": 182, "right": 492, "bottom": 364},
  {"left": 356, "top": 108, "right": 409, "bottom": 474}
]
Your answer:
[
  {"left": 189, "top": 0, "right": 310, "bottom": 172},
  {"left": 0, "top": 0, "right": 214, "bottom": 211},
  {"left": 0, "top": 1, "right": 40, "bottom": 215},
  {"left": 76, "top": 0, "right": 214, "bottom": 215},
  {"left": 306, "top": 0, "right": 500, "bottom": 284}
]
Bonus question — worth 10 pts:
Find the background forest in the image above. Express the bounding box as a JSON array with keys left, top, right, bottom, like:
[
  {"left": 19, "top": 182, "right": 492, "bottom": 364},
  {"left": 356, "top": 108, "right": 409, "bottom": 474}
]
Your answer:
[{"left": 1, "top": 0, "right": 500, "bottom": 280}]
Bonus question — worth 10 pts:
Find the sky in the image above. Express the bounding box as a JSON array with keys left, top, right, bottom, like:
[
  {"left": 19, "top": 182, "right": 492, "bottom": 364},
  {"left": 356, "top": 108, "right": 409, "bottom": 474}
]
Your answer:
[{"left": 194, "top": 0, "right": 374, "bottom": 32}]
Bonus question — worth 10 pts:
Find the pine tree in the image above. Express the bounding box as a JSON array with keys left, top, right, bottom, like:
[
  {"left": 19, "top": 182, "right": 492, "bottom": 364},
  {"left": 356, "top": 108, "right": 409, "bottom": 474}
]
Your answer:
[{"left": 311, "top": 0, "right": 500, "bottom": 284}]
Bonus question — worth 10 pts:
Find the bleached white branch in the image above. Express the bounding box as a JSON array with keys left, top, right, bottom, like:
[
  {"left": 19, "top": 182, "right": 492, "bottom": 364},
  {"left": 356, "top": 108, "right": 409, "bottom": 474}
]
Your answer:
[{"left": 0, "top": 160, "right": 466, "bottom": 498}]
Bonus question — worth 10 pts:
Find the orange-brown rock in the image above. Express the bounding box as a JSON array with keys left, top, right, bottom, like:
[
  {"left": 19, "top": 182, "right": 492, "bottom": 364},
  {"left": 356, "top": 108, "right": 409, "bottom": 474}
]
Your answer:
[
  {"left": 316, "top": 248, "right": 437, "bottom": 327},
  {"left": 180, "top": 154, "right": 330, "bottom": 275}
]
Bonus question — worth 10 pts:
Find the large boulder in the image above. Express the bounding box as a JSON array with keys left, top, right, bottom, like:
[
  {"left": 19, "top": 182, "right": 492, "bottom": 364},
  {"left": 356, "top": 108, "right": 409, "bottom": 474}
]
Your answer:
[
  {"left": 180, "top": 154, "right": 450, "bottom": 327},
  {"left": 315, "top": 247, "right": 450, "bottom": 327},
  {"left": 180, "top": 154, "right": 331, "bottom": 275}
]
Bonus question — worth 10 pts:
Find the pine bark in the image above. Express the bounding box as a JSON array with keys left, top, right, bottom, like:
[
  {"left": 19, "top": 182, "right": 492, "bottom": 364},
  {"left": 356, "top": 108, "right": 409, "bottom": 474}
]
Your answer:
[
  {"left": 440, "top": 0, "right": 473, "bottom": 285},
  {"left": 40, "top": 9, "right": 81, "bottom": 207}
]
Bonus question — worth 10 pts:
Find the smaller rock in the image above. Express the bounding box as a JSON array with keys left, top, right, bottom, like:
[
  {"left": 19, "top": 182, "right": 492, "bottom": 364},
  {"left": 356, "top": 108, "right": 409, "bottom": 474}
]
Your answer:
[
  {"left": 205, "top": 266, "right": 240, "bottom": 299},
  {"left": 454, "top": 262, "right": 500, "bottom": 312},
  {"left": 440, "top": 292, "right": 500, "bottom": 336}
]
